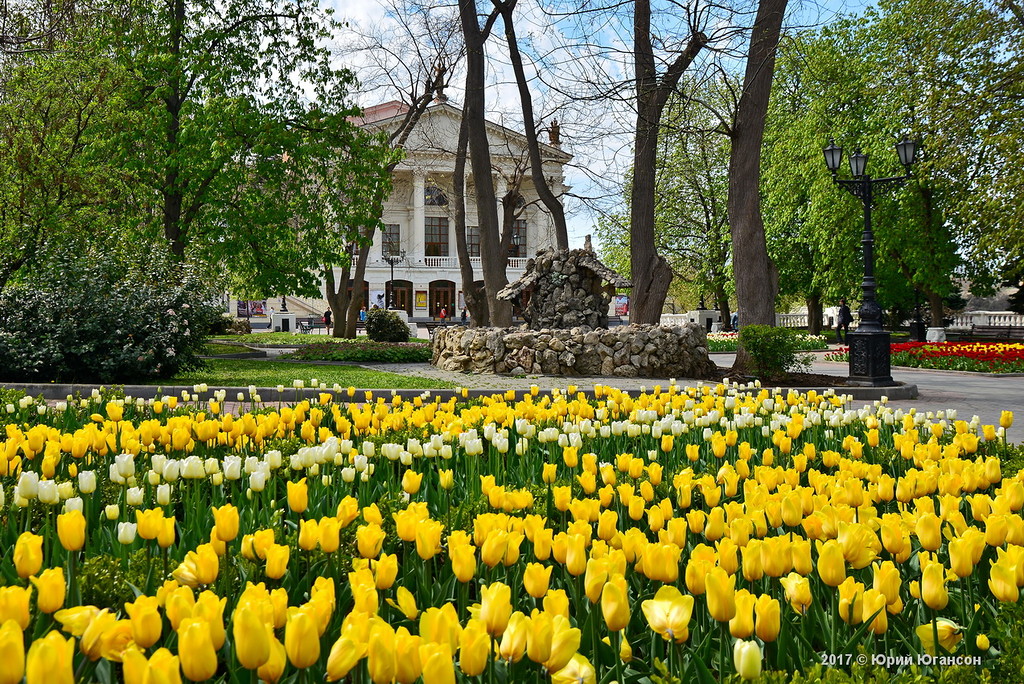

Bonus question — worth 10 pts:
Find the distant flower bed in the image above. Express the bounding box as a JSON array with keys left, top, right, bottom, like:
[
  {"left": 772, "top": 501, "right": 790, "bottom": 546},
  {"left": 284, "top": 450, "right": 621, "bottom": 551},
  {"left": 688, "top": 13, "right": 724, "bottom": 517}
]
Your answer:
[
  {"left": 281, "top": 341, "right": 432, "bottom": 364},
  {"left": 707, "top": 331, "right": 827, "bottom": 352},
  {"left": 825, "top": 342, "right": 1024, "bottom": 373}
]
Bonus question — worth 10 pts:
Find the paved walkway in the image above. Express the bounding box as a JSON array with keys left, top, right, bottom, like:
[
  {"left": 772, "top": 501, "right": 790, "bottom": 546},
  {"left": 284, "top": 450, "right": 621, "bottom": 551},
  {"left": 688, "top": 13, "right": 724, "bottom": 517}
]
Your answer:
[{"left": 354, "top": 350, "right": 1024, "bottom": 437}]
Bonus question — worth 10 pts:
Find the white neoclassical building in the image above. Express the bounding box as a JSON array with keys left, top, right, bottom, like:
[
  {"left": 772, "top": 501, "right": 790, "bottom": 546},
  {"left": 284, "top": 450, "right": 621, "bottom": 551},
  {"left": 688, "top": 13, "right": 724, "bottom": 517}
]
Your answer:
[{"left": 331, "top": 100, "right": 572, "bottom": 319}]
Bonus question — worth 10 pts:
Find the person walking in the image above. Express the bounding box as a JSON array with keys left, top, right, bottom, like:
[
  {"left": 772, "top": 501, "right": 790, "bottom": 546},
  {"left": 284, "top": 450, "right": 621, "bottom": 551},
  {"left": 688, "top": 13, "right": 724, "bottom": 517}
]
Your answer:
[
  {"left": 322, "top": 309, "right": 332, "bottom": 334},
  {"left": 461, "top": 308, "right": 468, "bottom": 325},
  {"left": 836, "top": 298, "right": 853, "bottom": 343}
]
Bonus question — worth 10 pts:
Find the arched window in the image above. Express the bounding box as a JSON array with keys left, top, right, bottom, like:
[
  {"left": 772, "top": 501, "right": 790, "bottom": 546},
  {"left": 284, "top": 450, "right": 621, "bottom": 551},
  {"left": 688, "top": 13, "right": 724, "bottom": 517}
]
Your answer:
[{"left": 425, "top": 185, "right": 448, "bottom": 206}]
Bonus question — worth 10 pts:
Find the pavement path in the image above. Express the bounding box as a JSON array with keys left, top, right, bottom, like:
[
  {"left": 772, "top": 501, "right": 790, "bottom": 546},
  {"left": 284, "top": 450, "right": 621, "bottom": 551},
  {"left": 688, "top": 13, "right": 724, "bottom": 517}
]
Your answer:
[{"left": 353, "top": 349, "right": 1024, "bottom": 437}]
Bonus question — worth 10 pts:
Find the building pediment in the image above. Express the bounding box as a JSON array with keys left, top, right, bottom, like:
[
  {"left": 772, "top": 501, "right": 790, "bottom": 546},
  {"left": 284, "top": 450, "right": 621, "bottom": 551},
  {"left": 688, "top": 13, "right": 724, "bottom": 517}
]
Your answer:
[{"left": 359, "top": 102, "right": 572, "bottom": 167}]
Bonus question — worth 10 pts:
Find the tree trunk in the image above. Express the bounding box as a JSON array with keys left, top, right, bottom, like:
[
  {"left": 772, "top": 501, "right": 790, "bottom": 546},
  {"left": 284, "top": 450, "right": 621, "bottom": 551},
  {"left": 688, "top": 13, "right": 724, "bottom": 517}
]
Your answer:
[
  {"left": 459, "top": 0, "right": 511, "bottom": 326},
  {"left": 453, "top": 113, "right": 490, "bottom": 325},
  {"left": 927, "top": 290, "right": 944, "bottom": 327},
  {"left": 629, "top": 0, "right": 706, "bottom": 324},
  {"left": 499, "top": 2, "right": 569, "bottom": 250},
  {"left": 806, "top": 294, "right": 822, "bottom": 335},
  {"left": 715, "top": 284, "right": 731, "bottom": 332},
  {"left": 344, "top": 242, "right": 372, "bottom": 337},
  {"left": 163, "top": 0, "right": 186, "bottom": 258},
  {"left": 729, "top": 0, "right": 788, "bottom": 371}
]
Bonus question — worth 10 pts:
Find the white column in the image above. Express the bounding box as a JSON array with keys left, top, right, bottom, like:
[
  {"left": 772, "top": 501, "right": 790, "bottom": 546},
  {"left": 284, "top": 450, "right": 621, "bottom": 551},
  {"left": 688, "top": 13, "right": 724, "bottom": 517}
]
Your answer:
[{"left": 412, "top": 169, "right": 425, "bottom": 260}]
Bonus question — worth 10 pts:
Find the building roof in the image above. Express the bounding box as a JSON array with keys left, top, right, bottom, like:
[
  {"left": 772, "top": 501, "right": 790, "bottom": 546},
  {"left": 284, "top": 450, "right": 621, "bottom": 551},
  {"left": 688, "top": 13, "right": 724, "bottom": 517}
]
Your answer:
[{"left": 357, "top": 100, "right": 573, "bottom": 164}]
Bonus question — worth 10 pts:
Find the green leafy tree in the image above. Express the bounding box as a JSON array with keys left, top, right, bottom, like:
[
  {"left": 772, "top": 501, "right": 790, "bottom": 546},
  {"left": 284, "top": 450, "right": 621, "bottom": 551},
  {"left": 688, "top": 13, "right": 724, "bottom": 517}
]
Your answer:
[
  {"left": 100, "top": 0, "right": 394, "bottom": 296},
  {"left": 763, "top": 0, "right": 1014, "bottom": 328}
]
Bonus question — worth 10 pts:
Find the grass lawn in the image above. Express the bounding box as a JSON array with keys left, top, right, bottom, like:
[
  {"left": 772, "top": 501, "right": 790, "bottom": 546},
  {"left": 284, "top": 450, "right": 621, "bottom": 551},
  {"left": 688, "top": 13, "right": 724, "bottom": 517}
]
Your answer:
[
  {"left": 142, "top": 359, "right": 452, "bottom": 389},
  {"left": 213, "top": 332, "right": 430, "bottom": 345},
  {"left": 204, "top": 342, "right": 248, "bottom": 355}
]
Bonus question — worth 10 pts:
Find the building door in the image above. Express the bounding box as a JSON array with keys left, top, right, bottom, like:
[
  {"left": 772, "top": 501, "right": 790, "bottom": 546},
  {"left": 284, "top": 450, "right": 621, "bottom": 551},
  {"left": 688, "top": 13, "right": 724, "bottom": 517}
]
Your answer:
[
  {"left": 389, "top": 279, "right": 413, "bottom": 316},
  {"left": 429, "top": 280, "right": 456, "bottom": 318},
  {"left": 346, "top": 280, "right": 369, "bottom": 309}
]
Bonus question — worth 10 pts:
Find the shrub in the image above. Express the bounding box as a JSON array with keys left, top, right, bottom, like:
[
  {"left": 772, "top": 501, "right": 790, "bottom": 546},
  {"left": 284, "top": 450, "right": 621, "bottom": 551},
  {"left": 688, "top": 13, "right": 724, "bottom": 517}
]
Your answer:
[
  {"left": 365, "top": 308, "right": 410, "bottom": 343},
  {"left": 281, "top": 341, "right": 431, "bottom": 363},
  {"left": 0, "top": 251, "right": 222, "bottom": 382},
  {"left": 738, "top": 324, "right": 812, "bottom": 378}
]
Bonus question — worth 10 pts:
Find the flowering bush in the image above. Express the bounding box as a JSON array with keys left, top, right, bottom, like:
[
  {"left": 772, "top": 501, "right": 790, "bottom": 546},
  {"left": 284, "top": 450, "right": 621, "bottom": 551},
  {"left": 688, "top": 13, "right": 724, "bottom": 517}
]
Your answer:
[
  {"left": 281, "top": 341, "right": 432, "bottom": 364},
  {"left": 0, "top": 253, "right": 222, "bottom": 382},
  {"left": 826, "top": 342, "right": 1024, "bottom": 373},
  {"left": 0, "top": 383, "right": 1019, "bottom": 682},
  {"left": 708, "top": 331, "right": 827, "bottom": 353}
]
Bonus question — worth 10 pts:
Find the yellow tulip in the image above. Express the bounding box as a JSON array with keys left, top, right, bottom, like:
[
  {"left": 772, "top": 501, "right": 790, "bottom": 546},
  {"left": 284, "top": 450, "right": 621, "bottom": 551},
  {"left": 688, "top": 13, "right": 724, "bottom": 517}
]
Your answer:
[
  {"left": 0, "top": 619, "right": 25, "bottom": 684},
  {"left": 285, "top": 609, "right": 320, "bottom": 669},
  {"left": 641, "top": 585, "right": 694, "bottom": 643},
  {"left": 368, "top": 622, "right": 397, "bottom": 683},
  {"left": 921, "top": 562, "right": 949, "bottom": 610},
  {"left": 816, "top": 540, "right": 846, "bottom": 587},
  {"left": 837, "top": 578, "right": 864, "bottom": 625},
  {"left": 915, "top": 512, "right": 942, "bottom": 551},
  {"left": 387, "top": 587, "right": 420, "bottom": 621},
  {"left": 13, "top": 533, "right": 43, "bottom": 579},
  {"left": 172, "top": 543, "right": 220, "bottom": 587},
  {"left": 480, "top": 582, "right": 513, "bottom": 636},
  {"left": 232, "top": 604, "right": 270, "bottom": 670},
  {"left": 551, "top": 653, "right": 596, "bottom": 684},
  {"left": 420, "top": 642, "right": 455, "bottom": 684},
  {"left": 157, "top": 517, "right": 176, "bottom": 549},
  {"left": 989, "top": 560, "right": 1019, "bottom": 602},
  {"left": 56, "top": 510, "right": 86, "bottom": 552},
  {"left": 212, "top": 504, "right": 239, "bottom": 542},
  {"left": 524, "top": 563, "right": 552, "bottom": 598},
  {"left": 416, "top": 520, "right": 444, "bottom": 560},
  {"left": 0, "top": 586, "right": 31, "bottom": 631},
  {"left": 287, "top": 478, "right": 308, "bottom": 513},
  {"left": 439, "top": 469, "right": 454, "bottom": 490},
  {"left": 123, "top": 596, "right": 162, "bottom": 648},
  {"left": 458, "top": 619, "right": 490, "bottom": 677},
  {"left": 135, "top": 508, "right": 164, "bottom": 541},
  {"left": 25, "top": 630, "right": 73, "bottom": 684},
  {"left": 601, "top": 576, "right": 630, "bottom": 632},
  {"left": 1000, "top": 411, "right": 1013, "bottom": 429},
  {"left": 542, "top": 463, "right": 558, "bottom": 484},
  {"left": 565, "top": 534, "right": 587, "bottom": 576},
  {"left": 705, "top": 566, "right": 736, "bottom": 622},
  {"left": 449, "top": 544, "right": 476, "bottom": 583},
  {"left": 326, "top": 636, "right": 364, "bottom": 681},
  {"left": 357, "top": 524, "right": 386, "bottom": 558},
  {"left": 177, "top": 617, "right": 218, "bottom": 681},
  {"left": 544, "top": 615, "right": 581, "bottom": 672},
  {"left": 753, "top": 594, "right": 780, "bottom": 642},
  {"left": 499, "top": 612, "right": 529, "bottom": 663},
  {"left": 916, "top": 618, "right": 963, "bottom": 655},
  {"left": 265, "top": 544, "right": 290, "bottom": 579},
  {"left": 298, "top": 518, "right": 320, "bottom": 551},
  {"left": 780, "top": 573, "right": 812, "bottom": 615},
  {"left": 53, "top": 605, "right": 99, "bottom": 636},
  {"left": 258, "top": 630, "right": 287, "bottom": 684},
  {"left": 402, "top": 469, "right": 424, "bottom": 495},
  {"left": 729, "top": 589, "right": 755, "bottom": 638},
  {"left": 543, "top": 589, "right": 571, "bottom": 618},
  {"left": 977, "top": 633, "right": 990, "bottom": 651},
  {"left": 29, "top": 567, "right": 65, "bottom": 614},
  {"left": 192, "top": 591, "right": 227, "bottom": 650}
]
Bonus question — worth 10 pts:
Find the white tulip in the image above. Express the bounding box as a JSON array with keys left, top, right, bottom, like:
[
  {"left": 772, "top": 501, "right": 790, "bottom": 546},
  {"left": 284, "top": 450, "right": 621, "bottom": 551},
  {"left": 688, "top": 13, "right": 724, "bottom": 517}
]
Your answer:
[
  {"left": 78, "top": 471, "right": 97, "bottom": 494},
  {"left": 105, "top": 504, "right": 120, "bottom": 520},
  {"left": 249, "top": 471, "right": 267, "bottom": 492},
  {"left": 223, "top": 456, "right": 242, "bottom": 480},
  {"left": 57, "top": 481, "right": 75, "bottom": 500},
  {"left": 147, "top": 470, "right": 161, "bottom": 486},
  {"left": 162, "top": 459, "right": 180, "bottom": 482},
  {"left": 211, "top": 473, "right": 223, "bottom": 486},
  {"left": 341, "top": 467, "right": 356, "bottom": 483},
  {"left": 38, "top": 480, "right": 59, "bottom": 505},
  {"left": 116, "top": 453, "right": 136, "bottom": 479},
  {"left": 265, "top": 450, "right": 283, "bottom": 469},
  {"left": 64, "top": 497, "right": 84, "bottom": 514},
  {"left": 151, "top": 454, "right": 167, "bottom": 473},
  {"left": 182, "top": 456, "right": 205, "bottom": 479},
  {"left": 204, "top": 458, "right": 220, "bottom": 475},
  {"left": 126, "top": 487, "right": 144, "bottom": 506},
  {"left": 16, "top": 471, "right": 39, "bottom": 499},
  {"left": 157, "top": 484, "right": 172, "bottom": 506},
  {"left": 118, "top": 522, "right": 138, "bottom": 544}
]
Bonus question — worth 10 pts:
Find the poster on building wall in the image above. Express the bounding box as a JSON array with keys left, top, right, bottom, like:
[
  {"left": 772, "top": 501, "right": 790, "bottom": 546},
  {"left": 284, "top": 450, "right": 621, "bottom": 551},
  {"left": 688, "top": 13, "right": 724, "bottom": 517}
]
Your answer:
[
  {"left": 614, "top": 295, "right": 630, "bottom": 317},
  {"left": 457, "top": 291, "right": 465, "bottom": 311},
  {"left": 415, "top": 291, "right": 428, "bottom": 309},
  {"left": 237, "top": 300, "right": 267, "bottom": 317},
  {"left": 369, "top": 290, "right": 387, "bottom": 309}
]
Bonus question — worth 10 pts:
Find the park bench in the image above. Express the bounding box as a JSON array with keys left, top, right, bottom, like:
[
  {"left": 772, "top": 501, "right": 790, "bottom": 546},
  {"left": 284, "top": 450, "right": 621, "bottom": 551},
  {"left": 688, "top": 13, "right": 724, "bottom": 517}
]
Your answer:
[{"left": 947, "top": 325, "right": 1024, "bottom": 342}]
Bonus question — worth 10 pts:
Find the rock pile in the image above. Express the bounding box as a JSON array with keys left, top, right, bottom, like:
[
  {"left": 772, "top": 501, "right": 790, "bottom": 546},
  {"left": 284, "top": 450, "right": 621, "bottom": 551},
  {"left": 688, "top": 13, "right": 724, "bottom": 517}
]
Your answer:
[
  {"left": 431, "top": 324, "right": 719, "bottom": 378},
  {"left": 497, "top": 248, "right": 631, "bottom": 330}
]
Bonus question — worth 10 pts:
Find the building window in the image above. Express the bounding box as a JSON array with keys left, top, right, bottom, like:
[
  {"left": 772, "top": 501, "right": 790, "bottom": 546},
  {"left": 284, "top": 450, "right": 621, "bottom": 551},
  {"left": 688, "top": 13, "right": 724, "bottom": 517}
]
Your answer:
[
  {"left": 425, "top": 185, "right": 448, "bottom": 206},
  {"left": 468, "top": 225, "right": 480, "bottom": 257},
  {"left": 425, "top": 217, "right": 449, "bottom": 256},
  {"left": 508, "top": 219, "right": 527, "bottom": 258},
  {"left": 382, "top": 223, "right": 400, "bottom": 256}
]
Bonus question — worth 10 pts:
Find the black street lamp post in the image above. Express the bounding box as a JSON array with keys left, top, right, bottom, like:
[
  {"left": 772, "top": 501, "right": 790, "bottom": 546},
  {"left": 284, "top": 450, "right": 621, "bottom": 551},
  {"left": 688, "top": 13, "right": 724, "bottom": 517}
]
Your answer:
[
  {"left": 382, "top": 250, "right": 406, "bottom": 310},
  {"left": 823, "top": 137, "right": 918, "bottom": 386}
]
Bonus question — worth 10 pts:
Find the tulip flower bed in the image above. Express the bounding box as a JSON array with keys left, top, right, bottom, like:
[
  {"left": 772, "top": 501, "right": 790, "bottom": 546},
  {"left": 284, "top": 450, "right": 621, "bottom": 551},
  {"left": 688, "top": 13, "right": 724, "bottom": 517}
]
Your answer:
[
  {"left": 0, "top": 384, "right": 1019, "bottom": 683},
  {"left": 708, "top": 331, "right": 827, "bottom": 353},
  {"left": 826, "top": 342, "right": 1024, "bottom": 373}
]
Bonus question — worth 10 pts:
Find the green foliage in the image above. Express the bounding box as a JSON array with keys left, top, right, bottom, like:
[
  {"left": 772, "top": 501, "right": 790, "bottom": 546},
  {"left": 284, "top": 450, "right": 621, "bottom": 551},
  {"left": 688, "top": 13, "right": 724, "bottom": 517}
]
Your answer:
[
  {"left": 365, "top": 309, "right": 411, "bottom": 343},
  {"left": 144, "top": 359, "right": 451, "bottom": 388},
  {"left": 738, "top": 325, "right": 813, "bottom": 378},
  {"left": 79, "top": 552, "right": 149, "bottom": 611},
  {"left": 0, "top": 251, "right": 221, "bottom": 383},
  {"left": 281, "top": 341, "right": 431, "bottom": 364},
  {"left": 211, "top": 332, "right": 429, "bottom": 345}
]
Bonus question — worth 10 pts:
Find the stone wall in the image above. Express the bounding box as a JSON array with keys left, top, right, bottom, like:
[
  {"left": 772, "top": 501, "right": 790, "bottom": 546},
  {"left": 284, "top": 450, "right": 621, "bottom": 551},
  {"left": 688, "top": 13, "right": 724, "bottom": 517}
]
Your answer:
[{"left": 431, "top": 324, "right": 719, "bottom": 378}]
